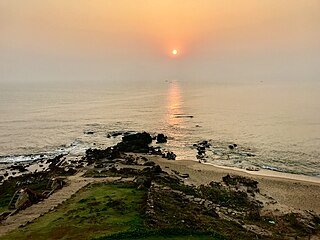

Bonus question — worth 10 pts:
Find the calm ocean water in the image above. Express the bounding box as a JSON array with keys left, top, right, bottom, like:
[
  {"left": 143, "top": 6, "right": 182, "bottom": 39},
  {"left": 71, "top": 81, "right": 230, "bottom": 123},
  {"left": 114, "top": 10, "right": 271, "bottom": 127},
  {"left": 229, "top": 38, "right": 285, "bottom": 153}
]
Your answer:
[{"left": 1, "top": 80, "right": 319, "bottom": 176}]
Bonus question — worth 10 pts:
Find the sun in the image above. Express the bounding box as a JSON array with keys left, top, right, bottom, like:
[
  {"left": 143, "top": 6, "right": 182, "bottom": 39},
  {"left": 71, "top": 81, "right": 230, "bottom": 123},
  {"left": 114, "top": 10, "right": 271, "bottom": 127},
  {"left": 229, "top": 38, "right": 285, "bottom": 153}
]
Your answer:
[{"left": 172, "top": 49, "right": 178, "bottom": 55}]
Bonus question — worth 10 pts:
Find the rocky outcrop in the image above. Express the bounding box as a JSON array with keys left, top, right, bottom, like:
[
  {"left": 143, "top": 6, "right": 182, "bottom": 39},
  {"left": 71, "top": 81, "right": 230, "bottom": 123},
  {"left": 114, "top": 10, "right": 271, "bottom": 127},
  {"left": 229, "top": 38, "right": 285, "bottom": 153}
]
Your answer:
[
  {"left": 85, "top": 132, "right": 176, "bottom": 164},
  {"left": 10, "top": 165, "right": 28, "bottom": 173},
  {"left": 116, "top": 132, "right": 152, "bottom": 153},
  {"left": 162, "top": 152, "right": 176, "bottom": 160},
  {"left": 156, "top": 134, "right": 167, "bottom": 143},
  {"left": 222, "top": 174, "right": 258, "bottom": 190},
  {"left": 193, "top": 140, "right": 212, "bottom": 160},
  {"left": 85, "top": 147, "right": 120, "bottom": 162}
]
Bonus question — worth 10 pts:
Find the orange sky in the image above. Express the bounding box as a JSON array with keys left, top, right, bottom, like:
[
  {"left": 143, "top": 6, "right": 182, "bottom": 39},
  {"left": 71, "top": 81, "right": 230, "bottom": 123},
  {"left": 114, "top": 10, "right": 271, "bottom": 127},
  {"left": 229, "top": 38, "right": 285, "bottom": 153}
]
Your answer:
[{"left": 1, "top": 0, "right": 320, "bottom": 83}]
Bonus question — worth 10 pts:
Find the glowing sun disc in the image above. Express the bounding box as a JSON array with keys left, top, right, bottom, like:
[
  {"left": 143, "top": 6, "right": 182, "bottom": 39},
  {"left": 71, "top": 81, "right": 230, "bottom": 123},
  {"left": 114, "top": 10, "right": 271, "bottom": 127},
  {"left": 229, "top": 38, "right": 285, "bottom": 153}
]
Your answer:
[{"left": 172, "top": 49, "right": 178, "bottom": 55}]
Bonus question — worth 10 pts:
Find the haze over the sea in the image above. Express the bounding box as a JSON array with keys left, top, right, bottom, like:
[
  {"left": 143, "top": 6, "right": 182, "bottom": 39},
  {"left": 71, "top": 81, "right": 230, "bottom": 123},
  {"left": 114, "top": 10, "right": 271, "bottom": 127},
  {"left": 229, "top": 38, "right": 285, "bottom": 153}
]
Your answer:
[{"left": 1, "top": 0, "right": 319, "bottom": 85}]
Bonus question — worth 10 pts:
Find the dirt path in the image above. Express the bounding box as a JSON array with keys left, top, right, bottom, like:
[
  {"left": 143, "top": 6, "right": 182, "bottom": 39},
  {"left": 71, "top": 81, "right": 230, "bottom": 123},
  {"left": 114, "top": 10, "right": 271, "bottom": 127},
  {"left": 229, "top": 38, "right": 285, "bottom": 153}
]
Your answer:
[{"left": 0, "top": 172, "right": 132, "bottom": 237}]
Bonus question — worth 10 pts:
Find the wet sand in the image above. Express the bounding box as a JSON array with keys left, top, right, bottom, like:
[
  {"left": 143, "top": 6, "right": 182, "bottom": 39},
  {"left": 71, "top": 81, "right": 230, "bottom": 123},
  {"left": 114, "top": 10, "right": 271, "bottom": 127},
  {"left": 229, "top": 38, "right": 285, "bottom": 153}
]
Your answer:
[{"left": 150, "top": 157, "right": 320, "bottom": 213}]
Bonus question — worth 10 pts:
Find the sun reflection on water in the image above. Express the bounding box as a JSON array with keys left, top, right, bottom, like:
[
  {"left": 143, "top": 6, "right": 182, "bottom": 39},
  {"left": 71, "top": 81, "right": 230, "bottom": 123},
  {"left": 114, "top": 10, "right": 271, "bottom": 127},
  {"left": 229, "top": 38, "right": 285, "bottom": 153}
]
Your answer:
[
  {"left": 165, "top": 80, "right": 197, "bottom": 160},
  {"left": 166, "top": 81, "right": 184, "bottom": 127}
]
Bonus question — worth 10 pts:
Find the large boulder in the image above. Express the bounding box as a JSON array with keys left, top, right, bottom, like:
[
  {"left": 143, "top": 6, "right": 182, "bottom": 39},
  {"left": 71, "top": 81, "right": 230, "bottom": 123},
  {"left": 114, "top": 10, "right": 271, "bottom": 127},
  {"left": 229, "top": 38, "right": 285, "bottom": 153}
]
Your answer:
[
  {"left": 122, "top": 132, "right": 152, "bottom": 144},
  {"left": 156, "top": 134, "right": 167, "bottom": 143},
  {"left": 116, "top": 132, "right": 152, "bottom": 153}
]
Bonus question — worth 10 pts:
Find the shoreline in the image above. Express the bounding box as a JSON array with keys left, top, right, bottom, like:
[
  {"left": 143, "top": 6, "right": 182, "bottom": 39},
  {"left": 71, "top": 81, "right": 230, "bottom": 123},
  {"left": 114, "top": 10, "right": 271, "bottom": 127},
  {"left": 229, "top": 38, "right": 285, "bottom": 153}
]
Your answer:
[
  {"left": 155, "top": 158, "right": 320, "bottom": 184},
  {"left": 1, "top": 150, "right": 320, "bottom": 182},
  {"left": 204, "top": 161, "right": 320, "bottom": 185},
  {"left": 151, "top": 157, "right": 320, "bottom": 213},
  {"left": 1, "top": 156, "right": 319, "bottom": 183}
]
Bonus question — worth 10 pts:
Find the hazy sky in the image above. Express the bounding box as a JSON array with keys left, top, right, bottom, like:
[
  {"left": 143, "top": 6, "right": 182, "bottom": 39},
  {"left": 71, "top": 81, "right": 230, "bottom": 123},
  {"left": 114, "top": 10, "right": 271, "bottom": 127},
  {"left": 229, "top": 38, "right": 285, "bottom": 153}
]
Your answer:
[{"left": 1, "top": 0, "right": 320, "bottom": 84}]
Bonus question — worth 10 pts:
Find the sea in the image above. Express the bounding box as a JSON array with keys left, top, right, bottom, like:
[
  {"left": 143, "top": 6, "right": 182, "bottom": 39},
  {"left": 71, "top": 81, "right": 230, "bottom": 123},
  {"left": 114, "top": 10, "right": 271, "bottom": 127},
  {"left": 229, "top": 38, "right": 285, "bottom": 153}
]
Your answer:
[{"left": 1, "top": 80, "right": 319, "bottom": 177}]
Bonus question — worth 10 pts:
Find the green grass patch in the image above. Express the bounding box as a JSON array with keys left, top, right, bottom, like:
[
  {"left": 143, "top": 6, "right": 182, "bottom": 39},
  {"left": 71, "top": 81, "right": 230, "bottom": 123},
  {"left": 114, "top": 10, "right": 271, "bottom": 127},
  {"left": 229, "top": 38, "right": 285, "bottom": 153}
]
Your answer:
[
  {"left": 2, "top": 182, "right": 146, "bottom": 240},
  {"left": 95, "top": 228, "right": 226, "bottom": 240}
]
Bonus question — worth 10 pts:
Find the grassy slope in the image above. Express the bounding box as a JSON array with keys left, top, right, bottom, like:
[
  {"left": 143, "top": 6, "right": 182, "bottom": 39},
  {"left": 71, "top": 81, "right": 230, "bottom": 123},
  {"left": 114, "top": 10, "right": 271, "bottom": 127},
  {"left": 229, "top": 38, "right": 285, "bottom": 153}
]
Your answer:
[{"left": 2, "top": 182, "right": 146, "bottom": 240}]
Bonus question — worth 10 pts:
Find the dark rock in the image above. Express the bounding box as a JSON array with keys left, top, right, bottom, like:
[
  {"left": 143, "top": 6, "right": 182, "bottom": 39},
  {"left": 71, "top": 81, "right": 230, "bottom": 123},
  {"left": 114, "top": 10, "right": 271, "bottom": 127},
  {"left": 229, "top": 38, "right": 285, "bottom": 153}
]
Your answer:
[
  {"left": 156, "top": 134, "right": 168, "bottom": 143},
  {"left": 222, "top": 174, "right": 259, "bottom": 191},
  {"left": 116, "top": 141, "right": 149, "bottom": 153},
  {"left": 111, "top": 131, "right": 123, "bottom": 137},
  {"left": 197, "top": 151, "right": 205, "bottom": 156},
  {"left": 122, "top": 132, "right": 152, "bottom": 144},
  {"left": 180, "top": 173, "right": 189, "bottom": 178},
  {"left": 228, "top": 144, "right": 238, "bottom": 150},
  {"left": 194, "top": 141, "right": 211, "bottom": 160},
  {"left": 85, "top": 147, "right": 120, "bottom": 162},
  {"left": 246, "top": 153, "right": 256, "bottom": 157},
  {"left": 199, "top": 140, "right": 211, "bottom": 148},
  {"left": 174, "top": 115, "right": 194, "bottom": 118},
  {"left": 197, "top": 145, "right": 206, "bottom": 155},
  {"left": 117, "top": 132, "right": 152, "bottom": 153},
  {"left": 163, "top": 152, "right": 176, "bottom": 160},
  {"left": 198, "top": 146, "right": 206, "bottom": 151},
  {"left": 228, "top": 145, "right": 234, "bottom": 150},
  {"left": 84, "top": 131, "right": 95, "bottom": 135},
  {"left": 10, "top": 165, "right": 28, "bottom": 172}
]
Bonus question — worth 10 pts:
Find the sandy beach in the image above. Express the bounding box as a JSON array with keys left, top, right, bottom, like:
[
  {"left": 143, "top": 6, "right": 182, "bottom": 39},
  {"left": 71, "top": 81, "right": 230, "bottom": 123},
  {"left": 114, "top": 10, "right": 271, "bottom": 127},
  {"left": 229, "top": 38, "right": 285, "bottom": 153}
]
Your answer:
[{"left": 150, "top": 157, "right": 320, "bottom": 214}]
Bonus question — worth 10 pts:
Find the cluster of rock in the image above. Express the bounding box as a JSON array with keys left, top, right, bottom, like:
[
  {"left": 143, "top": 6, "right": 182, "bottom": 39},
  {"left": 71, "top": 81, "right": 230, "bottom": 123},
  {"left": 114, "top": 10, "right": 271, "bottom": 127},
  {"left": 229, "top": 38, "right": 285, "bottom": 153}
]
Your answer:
[
  {"left": 85, "top": 132, "right": 175, "bottom": 162},
  {"left": 193, "top": 140, "right": 211, "bottom": 160},
  {"left": 0, "top": 131, "right": 171, "bottom": 185},
  {"left": 222, "top": 174, "right": 259, "bottom": 194},
  {"left": 156, "top": 134, "right": 167, "bottom": 143},
  {"left": 142, "top": 167, "right": 266, "bottom": 237},
  {"left": 142, "top": 168, "right": 320, "bottom": 238},
  {"left": 192, "top": 140, "right": 258, "bottom": 170},
  {"left": 0, "top": 154, "right": 78, "bottom": 185},
  {"left": 0, "top": 152, "right": 82, "bottom": 219}
]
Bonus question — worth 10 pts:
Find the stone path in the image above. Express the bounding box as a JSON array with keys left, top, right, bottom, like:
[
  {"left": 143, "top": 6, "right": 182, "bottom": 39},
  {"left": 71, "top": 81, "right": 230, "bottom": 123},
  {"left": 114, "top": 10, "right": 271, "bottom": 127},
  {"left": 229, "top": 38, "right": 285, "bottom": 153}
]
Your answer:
[{"left": 0, "top": 172, "right": 131, "bottom": 237}]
